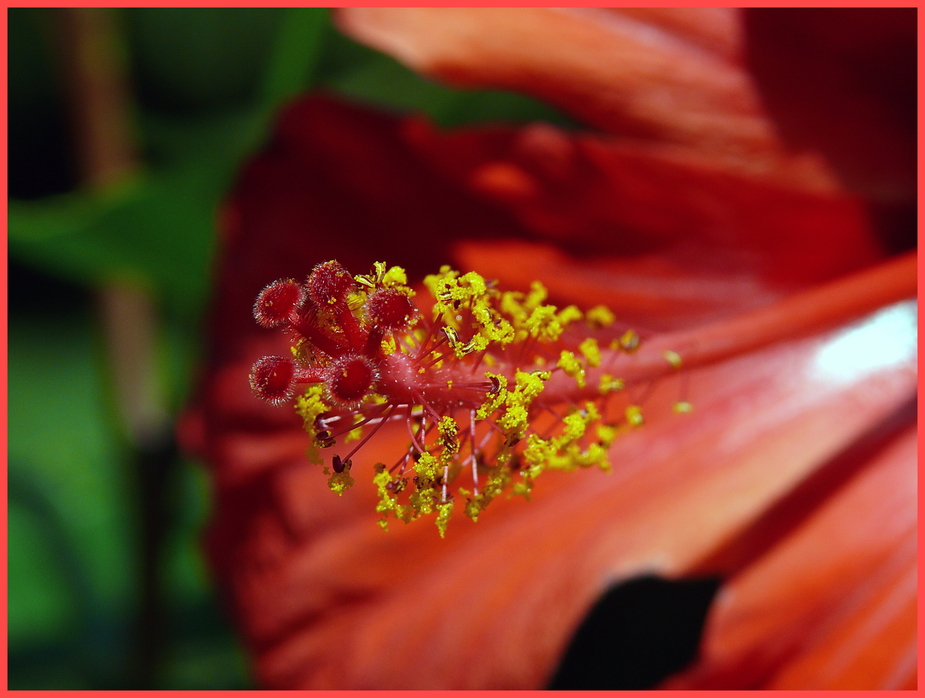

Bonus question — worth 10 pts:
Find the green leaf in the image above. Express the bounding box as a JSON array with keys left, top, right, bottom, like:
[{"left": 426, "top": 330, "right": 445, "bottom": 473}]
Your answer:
[
  {"left": 8, "top": 100, "right": 283, "bottom": 322},
  {"left": 8, "top": 310, "right": 249, "bottom": 689},
  {"left": 260, "top": 8, "right": 329, "bottom": 107},
  {"left": 320, "top": 31, "right": 575, "bottom": 129},
  {"left": 8, "top": 173, "right": 214, "bottom": 320},
  {"left": 8, "top": 313, "right": 134, "bottom": 633}
]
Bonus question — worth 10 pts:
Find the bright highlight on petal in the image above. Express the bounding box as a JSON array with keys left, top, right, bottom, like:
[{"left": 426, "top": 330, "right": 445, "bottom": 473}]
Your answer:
[{"left": 811, "top": 300, "right": 916, "bottom": 386}]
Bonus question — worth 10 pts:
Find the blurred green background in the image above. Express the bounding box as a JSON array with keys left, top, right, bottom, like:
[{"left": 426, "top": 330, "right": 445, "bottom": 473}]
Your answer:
[{"left": 8, "top": 8, "right": 570, "bottom": 689}]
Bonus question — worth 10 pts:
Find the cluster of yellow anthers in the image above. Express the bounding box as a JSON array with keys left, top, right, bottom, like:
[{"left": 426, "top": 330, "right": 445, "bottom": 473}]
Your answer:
[{"left": 249, "top": 260, "right": 687, "bottom": 536}]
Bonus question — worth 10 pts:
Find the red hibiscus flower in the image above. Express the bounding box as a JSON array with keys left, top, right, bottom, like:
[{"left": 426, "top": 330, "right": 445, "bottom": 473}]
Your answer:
[{"left": 179, "top": 8, "right": 916, "bottom": 689}]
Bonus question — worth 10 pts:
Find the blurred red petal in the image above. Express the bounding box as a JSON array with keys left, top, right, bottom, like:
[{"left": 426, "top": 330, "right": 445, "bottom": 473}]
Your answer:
[
  {"left": 744, "top": 8, "right": 916, "bottom": 204},
  {"left": 335, "top": 8, "right": 781, "bottom": 163},
  {"left": 205, "top": 94, "right": 885, "bottom": 338},
  {"left": 337, "top": 8, "right": 916, "bottom": 211},
  {"left": 403, "top": 118, "right": 881, "bottom": 296}
]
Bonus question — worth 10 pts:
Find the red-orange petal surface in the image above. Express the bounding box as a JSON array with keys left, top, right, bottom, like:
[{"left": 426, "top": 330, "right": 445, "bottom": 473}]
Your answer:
[
  {"left": 180, "top": 90, "right": 914, "bottom": 688},
  {"left": 335, "top": 8, "right": 779, "bottom": 163}
]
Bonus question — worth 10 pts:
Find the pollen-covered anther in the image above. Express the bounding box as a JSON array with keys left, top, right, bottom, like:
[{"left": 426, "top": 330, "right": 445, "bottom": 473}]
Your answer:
[
  {"left": 663, "top": 349, "right": 683, "bottom": 369},
  {"left": 332, "top": 454, "right": 352, "bottom": 473},
  {"left": 253, "top": 279, "right": 306, "bottom": 328},
  {"left": 325, "top": 354, "right": 377, "bottom": 407},
  {"left": 307, "top": 260, "right": 356, "bottom": 308},
  {"left": 249, "top": 355, "right": 298, "bottom": 405},
  {"left": 619, "top": 329, "right": 641, "bottom": 352},
  {"left": 626, "top": 405, "right": 644, "bottom": 426},
  {"left": 315, "top": 428, "right": 336, "bottom": 449},
  {"left": 366, "top": 288, "right": 415, "bottom": 330}
]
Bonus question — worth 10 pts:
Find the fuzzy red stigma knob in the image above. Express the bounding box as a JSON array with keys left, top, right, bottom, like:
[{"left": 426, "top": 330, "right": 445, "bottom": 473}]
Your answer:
[
  {"left": 307, "top": 260, "right": 356, "bottom": 309},
  {"left": 325, "top": 354, "right": 376, "bottom": 406},
  {"left": 249, "top": 355, "right": 298, "bottom": 405},
  {"left": 366, "top": 288, "right": 415, "bottom": 331},
  {"left": 253, "top": 279, "right": 306, "bottom": 328}
]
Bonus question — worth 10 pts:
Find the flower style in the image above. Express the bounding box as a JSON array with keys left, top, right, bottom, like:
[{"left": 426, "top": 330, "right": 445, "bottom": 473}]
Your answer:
[
  {"left": 179, "top": 8, "right": 916, "bottom": 690},
  {"left": 248, "top": 258, "right": 648, "bottom": 535}
]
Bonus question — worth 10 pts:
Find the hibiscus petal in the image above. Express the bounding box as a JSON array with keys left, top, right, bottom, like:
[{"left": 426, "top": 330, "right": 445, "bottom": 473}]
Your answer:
[
  {"left": 336, "top": 8, "right": 916, "bottom": 209},
  {"left": 744, "top": 8, "right": 916, "bottom": 204},
  {"left": 664, "top": 419, "right": 916, "bottom": 689},
  {"left": 186, "top": 289, "right": 915, "bottom": 688},
  {"left": 402, "top": 117, "right": 881, "bottom": 290},
  {"left": 180, "top": 91, "right": 914, "bottom": 688},
  {"left": 335, "top": 8, "right": 779, "bottom": 161},
  {"left": 206, "top": 95, "right": 884, "bottom": 337}
]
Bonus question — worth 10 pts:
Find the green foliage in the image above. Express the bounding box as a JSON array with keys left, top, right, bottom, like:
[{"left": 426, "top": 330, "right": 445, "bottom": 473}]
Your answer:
[
  {"left": 9, "top": 174, "right": 216, "bottom": 321},
  {"left": 320, "top": 26, "right": 575, "bottom": 129},
  {"left": 8, "top": 311, "right": 250, "bottom": 689}
]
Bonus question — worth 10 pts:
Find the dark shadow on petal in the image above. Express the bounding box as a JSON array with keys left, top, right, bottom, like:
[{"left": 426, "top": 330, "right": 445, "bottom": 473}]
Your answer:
[{"left": 547, "top": 574, "right": 721, "bottom": 690}]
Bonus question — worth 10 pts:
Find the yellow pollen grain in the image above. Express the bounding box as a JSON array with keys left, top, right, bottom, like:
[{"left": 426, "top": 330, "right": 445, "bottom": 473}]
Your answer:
[
  {"left": 626, "top": 405, "right": 644, "bottom": 426},
  {"left": 382, "top": 265, "right": 408, "bottom": 287},
  {"left": 664, "top": 349, "right": 683, "bottom": 369},
  {"left": 598, "top": 374, "right": 625, "bottom": 395},
  {"left": 324, "top": 463, "right": 355, "bottom": 495},
  {"left": 557, "top": 350, "right": 586, "bottom": 388},
  {"left": 620, "top": 329, "right": 640, "bottom": 352},
  {"left": 556, "top": 305, "right": 583, "bottom": 326},
  {"left": 579, "top": 338, "right": 602, "bottom": 367},
  {"left": 380, "top": 336, "right": 397, "bottom": 355},
  {"left": 586, "top": 305, "right": 616, "bottom": 328}
]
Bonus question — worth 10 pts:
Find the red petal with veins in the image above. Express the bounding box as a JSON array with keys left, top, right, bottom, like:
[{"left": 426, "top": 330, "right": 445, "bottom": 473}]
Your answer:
[
  {"left": 335, "top": 7, "right": 916, "bottom": 206},
  {"left": 665, "top": 421, "right": 917, "bottom": 689},
  {"left": 335, "top": 8, "right": 778, "bottom": 161}
]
